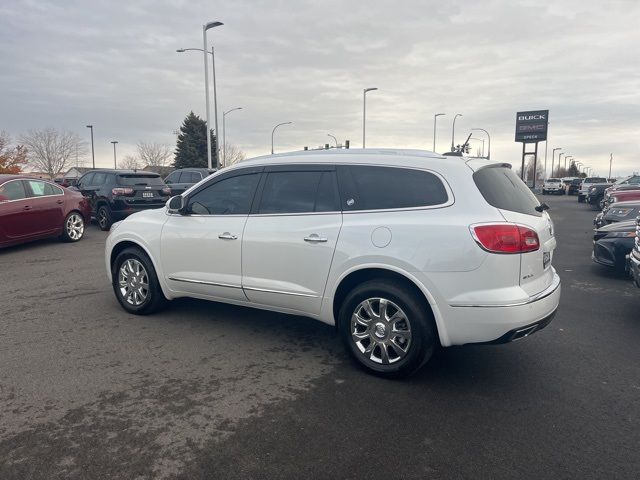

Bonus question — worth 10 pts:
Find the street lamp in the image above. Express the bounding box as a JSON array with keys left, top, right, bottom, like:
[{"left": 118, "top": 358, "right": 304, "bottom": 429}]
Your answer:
[
  {"left": 433, "top": 113, "right": 445, "bottom": 152},
  {"left": 469, "top": 137, "right": 485, "bottom": 157},
  {"left": 551, "top": 148, "right": 562, "bottom": 179},
  {"left": 450, "top": 114, "right": 462, "bottom": 152},
  {"left": 222, "top": 107, "right": 242, "bottom": 167},
  {"left": 327, "top": 133, "right": 338, "bottom": 147},
  {"left": 564, "top": 155, "right": 573, "bottom": 172},
  {"left": 362, "top": 87, "right": 378, "bottom": 148},
  {"left": 202, "top": 21, "right": 223, "bottom": 170},
  {"left": 85, "top": 125, "right": 95, "bottom": 169},
  {"left": 110, "top": 141, "right": 118, "bottom": 169},
  {"left": 471, "top": 128, "right": 490, "bottom": 159},
  {"left": 271, "top": 122, "right": 292, "bottom": 154},
  {"left": 557, "top": 153, "right": 565, "bottom": 176}
]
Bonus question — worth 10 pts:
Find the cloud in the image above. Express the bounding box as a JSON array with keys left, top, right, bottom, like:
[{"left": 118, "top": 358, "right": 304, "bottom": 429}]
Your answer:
[{"left": 0, "top": 0, "right": 638, "bottom": 175}]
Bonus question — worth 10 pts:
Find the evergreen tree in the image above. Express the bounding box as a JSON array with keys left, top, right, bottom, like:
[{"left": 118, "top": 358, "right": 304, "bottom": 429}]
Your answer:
[
  {"left": 568, "top": 162, "right": 580, "bottom": 177},
  {"left": 173, "top": 111, "right": 217, "bottom": 168}
]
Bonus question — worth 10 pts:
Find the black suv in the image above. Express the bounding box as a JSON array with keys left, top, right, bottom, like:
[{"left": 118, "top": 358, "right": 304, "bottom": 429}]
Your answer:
[
  {"left": 164, "top": 168, "right": 214, "bottom": 196},
  {"left": 75, "top": 170, "right": 170, "bottom": 230}
]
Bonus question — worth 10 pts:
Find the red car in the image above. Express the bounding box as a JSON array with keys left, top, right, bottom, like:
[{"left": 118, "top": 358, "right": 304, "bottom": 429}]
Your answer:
[
  {"left": 0, "top": 175, "right": 91, "bottom": 248},
  {"left": 610, "top": 189, "right": 640, "bottom": 206}
]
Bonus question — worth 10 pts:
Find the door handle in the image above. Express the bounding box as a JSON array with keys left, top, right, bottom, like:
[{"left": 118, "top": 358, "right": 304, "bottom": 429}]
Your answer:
[
  {"left": 218, "top": 232, "right": 238, "bottom": 240},
  {"left": 56, "top": 199, "right": 64, "bottom": 204},
  {"left": 23, "top": 205, "right": 32, "bottom": 211},
  {"left": 304, "top": 234, "right": 328, "bottom": 243}
]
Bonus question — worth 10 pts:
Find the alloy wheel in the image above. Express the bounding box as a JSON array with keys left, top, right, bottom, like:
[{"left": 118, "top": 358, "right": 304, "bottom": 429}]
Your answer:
[
  {"left": 350, "top": 297, "right": 412, "bottom": 365},
  {"left": 118, "top": 258, "right": 149, "bottom": 306},
  {"left": 98, "top": 209, "right": 108, "bottom": 229},
  {"left": 65, "top": 213, "right": 84, "bottom": 240}
]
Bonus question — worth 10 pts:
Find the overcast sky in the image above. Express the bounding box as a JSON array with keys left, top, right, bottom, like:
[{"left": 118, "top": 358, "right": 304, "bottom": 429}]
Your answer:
[{"left": 1, "top": 0, "right": 639, "bottom": 176}]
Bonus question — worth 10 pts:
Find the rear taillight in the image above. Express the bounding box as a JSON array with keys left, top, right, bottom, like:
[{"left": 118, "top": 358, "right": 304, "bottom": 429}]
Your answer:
[
  {"left": 162, "top": 187, "right": 171, "bottom": 196},
  {"left": 112, "top": 187, "right": 134, "bottom": 196},
  {"left": 471, "top": 224, "right": 540, "bottom": 254}
]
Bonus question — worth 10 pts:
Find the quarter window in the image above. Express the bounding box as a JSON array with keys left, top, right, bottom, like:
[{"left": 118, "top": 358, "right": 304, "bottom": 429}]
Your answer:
[
  {"left": 0, "top": 181, "right": 27, "bottom": 201},
  {"left": 187, "top": 173, "right": 260, "bottom": 215},
  {"left": 258, "top": 171, "right": 339, "bottom": 214},
  {"left": 25, "top": 180, "right": 51, "bottom": 197},
  {"left": 165, "top": 172, "right": 180, "bottom": 184},
  {"left": 337, "top": 165, "right": 448, "bottom": 211}
]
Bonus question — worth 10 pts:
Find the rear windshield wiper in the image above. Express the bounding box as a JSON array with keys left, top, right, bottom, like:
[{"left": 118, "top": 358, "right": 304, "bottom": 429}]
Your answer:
[{"left": 535, "top": 203, "right": 550, "bottom": 212}]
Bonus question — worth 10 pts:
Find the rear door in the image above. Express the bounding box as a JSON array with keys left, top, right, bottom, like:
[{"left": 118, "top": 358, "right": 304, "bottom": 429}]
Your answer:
[
  {"left": 242, "top": 165, "right": 342, "bottom": 315},
  {"left": 473, "top": 165, "right": 556, "bottom": 297}
]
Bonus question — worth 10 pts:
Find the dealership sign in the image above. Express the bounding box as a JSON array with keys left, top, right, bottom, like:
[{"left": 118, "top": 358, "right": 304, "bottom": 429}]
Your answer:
[{"left": 515, "top": 110, "right": 549, "bottom": 143}]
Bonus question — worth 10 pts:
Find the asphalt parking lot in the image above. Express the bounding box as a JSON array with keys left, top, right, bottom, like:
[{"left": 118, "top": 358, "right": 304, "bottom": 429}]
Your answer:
[{"left": 1, "top": 194, "right": 639, "bottom": 479}]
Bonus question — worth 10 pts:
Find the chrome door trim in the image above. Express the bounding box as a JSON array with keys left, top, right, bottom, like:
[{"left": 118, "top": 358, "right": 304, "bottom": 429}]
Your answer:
[
  {"left": 168, "top": 276, "right": 242, "bottom": 290},
  {"left": 242, "top": 285, "right": 318, "bottom": 298}
]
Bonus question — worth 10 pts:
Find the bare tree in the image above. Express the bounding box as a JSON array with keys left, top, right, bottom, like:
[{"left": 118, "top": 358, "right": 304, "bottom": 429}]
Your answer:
[
  {"left": 119, "top": 154, "right": 142, "bottom": 170},
  {"left": 222, "top": 143, "right": 246, "bottom": 168},
  {"left": 0, "top": 132, "right": 28, "bottom": 174},
  {"left": 137, "top": 142, "right": 172, "bottom": 167},
  {"left": 19, "top": 128, "right": 86, "bottom": 179}
]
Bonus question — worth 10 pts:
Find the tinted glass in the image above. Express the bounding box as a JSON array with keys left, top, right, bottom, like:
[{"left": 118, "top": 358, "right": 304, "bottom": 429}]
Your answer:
[
  {"left": 473, "top": 166, "right": 541, "bottom": 217},
  {"left": 0, "top": 181, "right": 27, "bottom": 201},
  {"left": 338, "top": 165, "right": 448, "bottom": 211},
  {"left": 117, "top": 174, "right": 164, "bottom": 186},
  {"left": 92, "top": 172, "right": 108, "bottom": 186},
  {"left": 165, "top": 172, "right": 180, "bottom": 184},
  {"left": 79, "top": 172, "right": 94, "bottom": 187},
  {"left": 26, "top": 180, "right": 48, "bottom": 196},
  {"left": 259, "top": 171, "right": 338, "bottom": 214},
  {"left": 188, "top": 172, "right": 203, "bottom": 183},
  {"left": 44, "top": 182, "right": 62, "bottom": 195},
  {"left": 188, "top": 173, "right": 260, "bottom": 215},
  {"left": 585, "top": 177, "right": 607, "bottom": 183}
]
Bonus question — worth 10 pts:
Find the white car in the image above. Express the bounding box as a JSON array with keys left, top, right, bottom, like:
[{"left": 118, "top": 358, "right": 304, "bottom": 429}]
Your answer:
[
  {"left": 542, "top": 178, "right": 564, "bottom": 195},
  {"left": 105, "top": 149, "right": 560, "bottom": 377},
  {"left": 578, "top": 176, "right": 608, "bottom": 203}
]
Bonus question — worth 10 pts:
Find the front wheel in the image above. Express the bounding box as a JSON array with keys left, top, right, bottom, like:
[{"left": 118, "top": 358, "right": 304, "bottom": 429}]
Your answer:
[
  {"left": 61, "top": 211, "right": 85, "bottom": 242},
  {"left": 112, "top": 247, "right": 167, "bottom": 315},
  {"left": 338, "top": 280, "right": 437, "bottom": 378},
  {"left": 97, "top": 205, "right": 113, "bottom": 231}
]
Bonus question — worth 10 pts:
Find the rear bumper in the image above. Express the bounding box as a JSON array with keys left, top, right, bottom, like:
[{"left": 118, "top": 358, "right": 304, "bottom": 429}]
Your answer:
[{"left": 443, "top": 270, "right": 561, "bottom": 346}]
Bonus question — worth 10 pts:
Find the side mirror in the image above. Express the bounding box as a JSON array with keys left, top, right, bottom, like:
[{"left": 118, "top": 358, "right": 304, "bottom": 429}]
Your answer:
[{"left": 167, "top": 195, "right": 186, "bottom": 214}]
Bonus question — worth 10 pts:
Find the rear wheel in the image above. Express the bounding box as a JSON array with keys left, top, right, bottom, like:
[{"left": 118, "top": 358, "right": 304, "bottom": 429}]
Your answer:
[
  {"left": 112, "top": 247, "right": 167, "bottom": 315},
  {"left": 339, "top": 279, "right": 436, "bottom": 378},
  {"left": 60, "top": 211, "right": 85, "bottom": 242},
  {"left": 97, "top": 205, "right": 113, "bottom": 231}
]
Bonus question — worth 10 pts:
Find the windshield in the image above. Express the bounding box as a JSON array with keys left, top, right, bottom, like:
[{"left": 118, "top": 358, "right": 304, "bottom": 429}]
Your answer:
[{"left": 117, "top": 174, "right": 164, "bottom": 186}]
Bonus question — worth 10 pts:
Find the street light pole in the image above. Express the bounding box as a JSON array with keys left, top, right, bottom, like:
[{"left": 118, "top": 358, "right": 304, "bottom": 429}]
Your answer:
[
  {"left": 271, "top": 122, "right": 292, "bottom": 155},
  {"left": 471, "top": 128, "right": 490, "bottom": 159},
  {"left": 469, "top": 137, "right": 485, "bottom": 157},
  {"left": 451, "top": 114, "right": 462, "bottom": 152},
  {"left": 327, "top": 134, "right": 338, "bottom": 147},
  {"left": 564, "top": 156, "right": 572, "bottom": 172},
  {"left": 202, "top": 20, "right": 223, "bottom": 170},
  {"left": 433, "top": 113, "right": 445, "bottom": 152},
  {"left": 362, "top": 87, "right": 378, "bottom": 148},
  {"left": 86, "top": 125, "right": 95, "bottom": 169},
  {"left": 111, "top": 141, "right": 118, "bottom": 169},
  {"left": 609, "top": 153, "right": 613, "bottom": 179},
  {"left": 557, "top": 153, "right": 564, "bottom": 176},
  {"left": 551, "top": 148, "right": 561, "bottom": 179},
  {"left": 222, "top": 107, "right": 242, "bottom": 167}
]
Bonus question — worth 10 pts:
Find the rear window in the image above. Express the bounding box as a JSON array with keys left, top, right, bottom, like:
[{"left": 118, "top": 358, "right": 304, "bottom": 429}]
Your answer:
[
  {"left": 117, "top": 174, "right": 164, "bottom": 186},
  {"left": 585, "top": 177, "right": 607, "bottom": 183},
  {"left": 473, "top": 166, "right": 541, "bottom": 217}
]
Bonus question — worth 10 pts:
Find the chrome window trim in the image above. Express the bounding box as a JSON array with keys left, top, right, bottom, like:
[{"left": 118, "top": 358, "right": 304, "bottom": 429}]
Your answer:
[
  {"left": 0, "top": 178, "right": 65, "bottom": 203},
  {"left": 0, "top": 179, "right": 29, "bottom": 203}
]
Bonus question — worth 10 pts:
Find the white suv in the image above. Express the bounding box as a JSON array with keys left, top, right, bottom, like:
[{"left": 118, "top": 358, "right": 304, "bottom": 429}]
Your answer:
[
  {"left": 542, "top": 178, "right": 564, "bottom": 195},
  {"left": 105, "top": 150, "right": 560, "bottom": 377}
]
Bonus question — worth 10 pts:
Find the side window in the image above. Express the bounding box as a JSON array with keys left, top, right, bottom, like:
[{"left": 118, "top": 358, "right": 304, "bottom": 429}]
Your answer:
[
  {"left": 0, "top": 181, "right": 27, "bottom": 201},
  {"left": 187, "top": 173, "right": 260, "bottom": 215},
  {"left": 188, "top": 172, "right": 203, "bottom": 183},
  {"left": 258, "top": 171, "right": 338, "bottom": 214},
  {"left": 337, "top": 165, "right": 448, "bottom": 211},
  {"left": 91, "top": 172, "right": 107, "bottom": 186},
  {"left": 165, "top": 172, "right": 180, "bottom": 184},
  {"left": 26, "top": 180, "right": 47, "bottom": 197},
  {"left": 78, "top": 173, "right": 94, "bottom": 188},
  {"left": 44, "top": 182, "right": 62, "bottom": 195}
]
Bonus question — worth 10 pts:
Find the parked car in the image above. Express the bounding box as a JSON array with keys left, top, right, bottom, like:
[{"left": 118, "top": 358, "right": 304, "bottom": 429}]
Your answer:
[
  {"left": 164, "top": 168, "right": 214, "bottom": 196},
  {"left": 605, "top": 175, "right": 640, "bottom": 196},
  {"left": 567, "top": 178, "right": 582, "bottom": 195},
  {"left": 629, "top": 216, "right": 640, "bottom": 287},
  {"left": 594, "top": 201, "right": 640, "bottom": 229},
  {"left": 607, "top": 189, "right": 640, "bottom": 207},
  {"left": 105, "top": 149, "right": 560, "bottom": 377},
  {"left": 0, "top": 175, "right": 90, "bottom": 248},
  {"left": 74, "top": 169, "right": 171, "bottom": 231},
  {"left": 542, "top": 178, "right": 564, "bottom": 195},
  {"left": 592, "top": 219, "right": 637, "bottom": 273},
  {"left": 585, "top": 182, "right": 614, "bottom": 210},
  {"left": 578, "top": 177, "right": 608, "bottom": 203}
]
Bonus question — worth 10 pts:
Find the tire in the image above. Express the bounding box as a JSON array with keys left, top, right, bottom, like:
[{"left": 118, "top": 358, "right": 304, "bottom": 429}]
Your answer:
[
  {"left": 542, "top": 190, "right": 547, "bottom": 195},
  {"left": 97, "top": 205, "right": 113, "bottom": 231},
  {"left": 112, "top": 247, "right": 167, "bottom": 315},
  {"left": 338, "top": 279, "right": 437, "bottom": 378},
  {"left": 578, "top": 196, "right": 585, "bottom": 203},
  {"left": 60, "top": 211, "right": 85, "bottom": 242}
]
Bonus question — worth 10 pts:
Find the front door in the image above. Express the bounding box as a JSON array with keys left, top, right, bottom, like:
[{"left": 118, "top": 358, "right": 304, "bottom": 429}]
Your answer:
[
  {"left": 23, "top": 180, "right": 65, "bottom": 233},
  {"left": 0, "top": 180, "right": 36, "bottom": 240},
  {"left": 161, "top": 170, "right": 262, "bottom": 302},
  {"left": 242, "top": 167, "right": 342, "bottom": 315}
]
